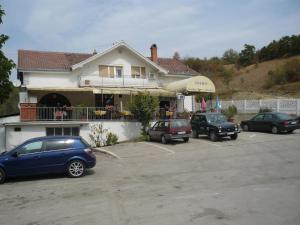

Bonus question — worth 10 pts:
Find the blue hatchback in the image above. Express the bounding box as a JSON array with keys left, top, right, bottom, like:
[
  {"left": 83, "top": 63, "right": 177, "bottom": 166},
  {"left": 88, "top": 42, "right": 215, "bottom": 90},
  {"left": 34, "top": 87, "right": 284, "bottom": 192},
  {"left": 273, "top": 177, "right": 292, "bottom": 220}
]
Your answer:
[{"left": 0, "top": 136, "right": 96, "bottom": 184}]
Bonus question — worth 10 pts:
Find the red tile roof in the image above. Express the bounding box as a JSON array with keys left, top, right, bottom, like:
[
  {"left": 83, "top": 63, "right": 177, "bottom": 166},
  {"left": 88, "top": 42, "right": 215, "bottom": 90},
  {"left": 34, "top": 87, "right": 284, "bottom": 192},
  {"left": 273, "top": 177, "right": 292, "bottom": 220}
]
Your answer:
[
  {"left": 18, "top": 50, "right": 92, "bottom": 71},
  {"left": 18, "top": 49, "right": 198, "bottom": 75}
]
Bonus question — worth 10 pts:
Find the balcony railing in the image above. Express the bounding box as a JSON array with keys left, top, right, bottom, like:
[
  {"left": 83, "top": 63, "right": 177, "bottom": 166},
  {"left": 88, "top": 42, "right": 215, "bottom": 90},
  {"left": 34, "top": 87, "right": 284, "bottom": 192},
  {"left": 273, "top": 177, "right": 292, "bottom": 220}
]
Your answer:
[
  {"left": 20, "top": 107, "right": 186, "bottom": 122},
  {"left": 79, "top": 75, "right": 160, "bottom": 88}
]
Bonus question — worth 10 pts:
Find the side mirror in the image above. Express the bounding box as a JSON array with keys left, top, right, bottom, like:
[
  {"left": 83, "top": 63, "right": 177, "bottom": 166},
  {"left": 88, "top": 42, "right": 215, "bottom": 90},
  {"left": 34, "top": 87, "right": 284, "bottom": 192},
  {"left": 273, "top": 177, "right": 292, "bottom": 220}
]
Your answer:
[{"left": 11, "top": 152, "right": 18, "bottom": 158}]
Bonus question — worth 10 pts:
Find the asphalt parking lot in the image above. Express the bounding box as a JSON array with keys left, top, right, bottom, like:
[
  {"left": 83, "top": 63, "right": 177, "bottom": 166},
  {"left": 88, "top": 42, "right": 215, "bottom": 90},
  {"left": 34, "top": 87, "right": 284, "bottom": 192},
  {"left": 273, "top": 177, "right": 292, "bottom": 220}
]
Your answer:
[{"left": 1, "top": 130, "right": 300, "bottom": 225}]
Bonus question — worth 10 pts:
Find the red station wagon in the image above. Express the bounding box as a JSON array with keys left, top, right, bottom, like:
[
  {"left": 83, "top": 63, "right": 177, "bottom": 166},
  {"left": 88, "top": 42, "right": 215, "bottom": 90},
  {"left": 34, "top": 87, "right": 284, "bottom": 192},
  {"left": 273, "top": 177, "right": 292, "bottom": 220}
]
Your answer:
[{"left": 148, "top": 119, "right": 192, "bottom": 144}]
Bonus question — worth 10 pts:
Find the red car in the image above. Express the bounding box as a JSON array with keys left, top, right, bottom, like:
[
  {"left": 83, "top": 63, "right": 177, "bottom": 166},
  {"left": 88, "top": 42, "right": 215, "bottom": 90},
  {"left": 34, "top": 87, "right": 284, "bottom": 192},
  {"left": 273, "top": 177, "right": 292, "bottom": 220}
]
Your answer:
[{"left": 148, "top": 119, "right": 192, "bottom": 144}]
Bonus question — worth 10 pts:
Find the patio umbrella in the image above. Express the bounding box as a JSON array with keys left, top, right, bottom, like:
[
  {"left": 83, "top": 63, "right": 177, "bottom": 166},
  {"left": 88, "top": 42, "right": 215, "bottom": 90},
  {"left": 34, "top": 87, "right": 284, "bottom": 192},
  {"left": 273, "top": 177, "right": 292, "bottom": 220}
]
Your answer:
[
  {"left": 216, "top": 96, "right": 221, "bottom": 112},
  {"left": 201, "top": 97, "right": 206, "bottom": 112}
]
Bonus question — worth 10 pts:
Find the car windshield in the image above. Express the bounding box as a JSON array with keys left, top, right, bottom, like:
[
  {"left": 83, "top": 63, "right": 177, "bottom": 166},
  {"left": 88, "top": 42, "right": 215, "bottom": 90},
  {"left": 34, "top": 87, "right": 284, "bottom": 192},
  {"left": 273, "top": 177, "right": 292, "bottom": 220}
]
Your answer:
[
  {"left": 206, "top": 114, "right": 227, "bottom": 123},
  {"left": 276, "top": 113, "right": 293, "bottom": 120},
  {"left": 170, "top": 120, "right": 189, "bottom": 128}
]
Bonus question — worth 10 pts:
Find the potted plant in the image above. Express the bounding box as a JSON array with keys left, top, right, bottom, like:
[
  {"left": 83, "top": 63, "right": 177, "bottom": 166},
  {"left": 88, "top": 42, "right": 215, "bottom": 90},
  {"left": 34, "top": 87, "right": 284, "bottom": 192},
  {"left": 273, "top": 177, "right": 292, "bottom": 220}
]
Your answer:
[{"left": 222, "top": 105, "right": 237, "bottom": 122}]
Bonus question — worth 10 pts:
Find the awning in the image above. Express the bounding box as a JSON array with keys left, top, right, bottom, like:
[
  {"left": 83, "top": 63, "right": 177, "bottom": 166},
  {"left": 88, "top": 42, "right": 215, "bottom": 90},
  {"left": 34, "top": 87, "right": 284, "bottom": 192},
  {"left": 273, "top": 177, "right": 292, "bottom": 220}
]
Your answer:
[
  {"left": 165, "top": 75, "right": 215, "bottom": 94},
  {"left": 93, "top": 87, "right": 176, "bottom": 97}
]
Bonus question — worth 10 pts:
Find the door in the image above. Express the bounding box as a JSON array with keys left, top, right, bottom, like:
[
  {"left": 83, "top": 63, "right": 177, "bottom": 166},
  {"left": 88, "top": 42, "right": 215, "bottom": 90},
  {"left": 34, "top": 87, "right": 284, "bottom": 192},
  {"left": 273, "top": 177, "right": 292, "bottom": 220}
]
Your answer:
[
  {"left": 5, "top": 140, "right": 44, "bottom": 176},
  {"left": 262, "top": 114, "right": 274, "bottom": 131},
  {"left": 198, "top": 115, "right": 208, "bottom": 134},
  {"left": 250, "top": 114, "right": 265, "bottom": 131},
  {"left": 149, "top": 122, "right": 160, "bottom": 140},
  {"left": 40, "top": 139, "right": 75, "bottom": 173}
]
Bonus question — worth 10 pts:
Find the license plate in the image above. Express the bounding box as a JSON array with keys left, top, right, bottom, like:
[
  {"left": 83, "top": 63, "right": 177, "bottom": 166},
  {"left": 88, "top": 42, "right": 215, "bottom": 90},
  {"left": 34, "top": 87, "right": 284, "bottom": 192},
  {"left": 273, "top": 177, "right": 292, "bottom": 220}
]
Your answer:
[
  {"left": 227, "top": 132, "right": 234, "bottom": 135},
  {"left": 178, "top": 131, "right": 186, "bottom": 135},
  {"left": 291, "top": 121, "right": 296, "bottom": 125}
]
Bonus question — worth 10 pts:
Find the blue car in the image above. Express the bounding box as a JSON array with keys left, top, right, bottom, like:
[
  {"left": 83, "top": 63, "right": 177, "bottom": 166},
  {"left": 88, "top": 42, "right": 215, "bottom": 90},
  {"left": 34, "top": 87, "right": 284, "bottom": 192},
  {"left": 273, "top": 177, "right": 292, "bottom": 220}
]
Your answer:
[{"left": 0, "top": 136, "right": 96, "bottom": 184}]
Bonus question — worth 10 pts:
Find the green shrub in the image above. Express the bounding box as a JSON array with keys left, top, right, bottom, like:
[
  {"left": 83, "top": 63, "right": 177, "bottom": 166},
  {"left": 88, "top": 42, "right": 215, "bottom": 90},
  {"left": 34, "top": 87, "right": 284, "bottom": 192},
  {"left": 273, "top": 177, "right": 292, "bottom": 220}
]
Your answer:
[
  {"left": 222, "top": 105, "right": 237, "bottom": 118},
  {"left": 259, "top": 107, "right": 272, "bottom": 113},
  {"left": 106, "top": 132, "right": 118, "bottom": 146}
]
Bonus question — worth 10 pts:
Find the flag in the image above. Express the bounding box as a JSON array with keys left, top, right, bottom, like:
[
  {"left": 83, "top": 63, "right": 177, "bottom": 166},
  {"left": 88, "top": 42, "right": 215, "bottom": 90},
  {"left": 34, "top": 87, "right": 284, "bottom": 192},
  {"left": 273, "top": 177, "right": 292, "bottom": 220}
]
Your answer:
[
  {"left": 201, "top": 97, "right": 206, "bottom": 112},
  {"left": 216, "top": 96, "right": 221, "bottom": 112}
]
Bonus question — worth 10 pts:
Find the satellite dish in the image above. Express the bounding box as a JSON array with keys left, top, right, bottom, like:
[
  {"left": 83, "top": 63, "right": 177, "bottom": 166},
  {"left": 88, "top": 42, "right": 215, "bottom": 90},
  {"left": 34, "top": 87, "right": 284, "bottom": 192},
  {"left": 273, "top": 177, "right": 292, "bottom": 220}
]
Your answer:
[{"left": 12, "top": 79, "right": 21, "bottom": 87}]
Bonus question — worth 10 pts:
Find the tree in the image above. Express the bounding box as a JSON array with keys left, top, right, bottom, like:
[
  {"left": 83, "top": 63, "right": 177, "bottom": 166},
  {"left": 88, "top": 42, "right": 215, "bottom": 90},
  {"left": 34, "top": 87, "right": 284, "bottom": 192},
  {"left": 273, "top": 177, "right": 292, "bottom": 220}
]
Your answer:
[
  {"left": 0, "top": 5, "right": 15, "bottom": 104},
  {"left": 238, "top": 44, "right": 256, "bottom": 66},
  {"left": 173, "top": 51, "right": 181, "bottom": 60},
  {"left": 129, "top": 92, "right": 159, "bottom": 136},
  {"left": 222, "top": 49, "right": 239, "bottom": 64}
]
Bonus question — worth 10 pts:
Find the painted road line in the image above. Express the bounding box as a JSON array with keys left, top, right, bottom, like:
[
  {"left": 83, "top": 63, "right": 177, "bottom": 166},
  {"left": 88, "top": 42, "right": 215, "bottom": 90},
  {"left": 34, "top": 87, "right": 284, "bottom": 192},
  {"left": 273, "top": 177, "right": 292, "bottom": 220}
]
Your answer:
[
  {"left": 141, "top": 142, "right": 175, "bottom": 154},
  {"left": 94, "top": 148, "right": 121, "bottom": 159}
]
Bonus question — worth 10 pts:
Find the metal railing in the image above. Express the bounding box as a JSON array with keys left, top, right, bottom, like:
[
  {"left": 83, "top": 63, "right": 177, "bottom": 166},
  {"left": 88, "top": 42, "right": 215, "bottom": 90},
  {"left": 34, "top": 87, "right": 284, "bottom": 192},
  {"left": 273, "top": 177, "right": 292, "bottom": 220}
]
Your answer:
[
  {"left": 79, "top": 74, "right": 160, "bottom": 88},
  {"left": 20, "top": 106, "right": 189, "bottom": 122}
]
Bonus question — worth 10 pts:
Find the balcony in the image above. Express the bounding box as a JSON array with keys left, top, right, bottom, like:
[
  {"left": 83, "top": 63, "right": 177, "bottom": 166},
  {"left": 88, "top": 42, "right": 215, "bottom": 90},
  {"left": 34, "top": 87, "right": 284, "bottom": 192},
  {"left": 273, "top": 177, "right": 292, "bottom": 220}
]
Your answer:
[
  {"left": 79, "top": 75, "right": 160, "bottom": 88},
  {"left": 20, "top": 106, "right": 180, "bottom": 122}
]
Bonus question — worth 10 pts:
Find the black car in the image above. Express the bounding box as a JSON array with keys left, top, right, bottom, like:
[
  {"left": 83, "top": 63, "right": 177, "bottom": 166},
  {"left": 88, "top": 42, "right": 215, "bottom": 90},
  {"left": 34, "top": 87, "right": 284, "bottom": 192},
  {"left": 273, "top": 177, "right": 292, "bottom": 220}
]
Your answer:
[
  {"left": 240, "top": 112, "right": 298, "bottom": 134},
  {"left": 148, "top": 119, "right": 192, "bottom": 144},
  {"left": 191, "top": 113, "right": 240, "bottom": 141}
]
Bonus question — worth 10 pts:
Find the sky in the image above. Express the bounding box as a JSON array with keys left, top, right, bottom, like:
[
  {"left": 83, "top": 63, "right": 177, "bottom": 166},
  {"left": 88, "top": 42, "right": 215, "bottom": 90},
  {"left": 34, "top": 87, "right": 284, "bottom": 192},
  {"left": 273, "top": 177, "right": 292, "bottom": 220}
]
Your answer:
[{"left": 1, "top": 0, "right": 300, "bottom": 79}]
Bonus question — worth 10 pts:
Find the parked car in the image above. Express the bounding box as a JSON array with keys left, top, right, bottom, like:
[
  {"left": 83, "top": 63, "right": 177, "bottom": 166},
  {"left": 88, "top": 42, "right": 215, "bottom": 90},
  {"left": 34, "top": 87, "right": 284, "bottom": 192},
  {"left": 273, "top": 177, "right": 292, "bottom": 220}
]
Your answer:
[
  {"left": 0, "top": 136, "right": 96, "bottom": 184},
  {"left": 191, "top": 112, "right": 240, "bottom": 141},
  {"left": 240, "top": 112, "right": 298, "bottom": 134},
  {"left": 148, "top": 119, "right": 192, "bottom": 144}
]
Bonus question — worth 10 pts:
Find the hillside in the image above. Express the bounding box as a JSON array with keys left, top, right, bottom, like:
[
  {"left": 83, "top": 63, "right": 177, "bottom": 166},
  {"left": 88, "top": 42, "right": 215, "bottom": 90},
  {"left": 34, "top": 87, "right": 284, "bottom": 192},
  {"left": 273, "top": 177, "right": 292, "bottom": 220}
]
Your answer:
[{"left": 214, "top": 55, "right": 300, "bottom": 100}]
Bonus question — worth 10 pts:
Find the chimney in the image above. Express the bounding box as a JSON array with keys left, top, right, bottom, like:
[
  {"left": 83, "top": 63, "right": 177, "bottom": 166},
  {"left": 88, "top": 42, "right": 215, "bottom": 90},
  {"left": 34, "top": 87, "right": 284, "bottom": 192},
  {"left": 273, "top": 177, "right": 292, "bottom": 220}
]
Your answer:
[{"left": 150, "top": 44, "right": 158, "bottom": 62}]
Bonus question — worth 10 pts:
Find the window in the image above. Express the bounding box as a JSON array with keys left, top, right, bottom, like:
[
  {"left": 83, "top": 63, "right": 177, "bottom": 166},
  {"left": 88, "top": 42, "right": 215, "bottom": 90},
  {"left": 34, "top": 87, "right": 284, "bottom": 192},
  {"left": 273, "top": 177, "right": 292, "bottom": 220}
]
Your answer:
[
  {"left": 263, "top": 114, "right": 274, "bottom": 120},
  {"left": 99, "top": 65, "right": 123, "bottom": 78},
  {"left": 14, "top": 127, "right": 21, "bottom": 132},
  {"left": 253, "top": 114, "right": 264, "bottom": 121},
  {"left": 19, "top": 141, "right": 43, "bottom": 155},
  {"left": 116, "top": 66, "right": 123, "bottom": 78},
  {"left": 149, "top": 73, "right": 155, "bottom": 80},
  {"left": 44, "top": 139, "right": 74, "bottom": 151},
  {"left": 46, "top": 127, "right": 80, "bottom": 136},
  {"left": 131, "top": 66, "right": 146, "bottom": 78}
]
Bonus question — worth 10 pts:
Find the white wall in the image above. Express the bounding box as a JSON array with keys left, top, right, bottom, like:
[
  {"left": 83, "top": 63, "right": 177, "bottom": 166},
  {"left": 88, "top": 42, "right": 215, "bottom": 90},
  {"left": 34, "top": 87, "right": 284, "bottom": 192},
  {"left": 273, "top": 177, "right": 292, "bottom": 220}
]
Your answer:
[
  {"left": 24, "top": 72, "right": 79, "bottom": 88},
  {"left": 4, "top": 121, "right": 141, "bottom": 151},
  {"left": 0, "top": 115, "right": 20, "bottom": 152}
]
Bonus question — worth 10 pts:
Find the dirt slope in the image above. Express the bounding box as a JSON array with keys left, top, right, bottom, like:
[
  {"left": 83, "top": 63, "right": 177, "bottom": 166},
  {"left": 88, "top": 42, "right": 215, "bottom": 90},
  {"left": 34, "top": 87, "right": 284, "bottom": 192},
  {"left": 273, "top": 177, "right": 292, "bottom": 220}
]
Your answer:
[{"left": 214, "top": 55, "right": 300, "bottom": 99}]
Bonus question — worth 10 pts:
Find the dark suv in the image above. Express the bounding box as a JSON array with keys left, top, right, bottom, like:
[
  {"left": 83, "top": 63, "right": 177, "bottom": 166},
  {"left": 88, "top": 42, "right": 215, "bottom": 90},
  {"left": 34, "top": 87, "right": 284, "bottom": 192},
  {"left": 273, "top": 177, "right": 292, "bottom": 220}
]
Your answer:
[
  {"left": 191, "top": 113, "right": 240, "bottom": 141},
  {"left": 0, "top": 136, "right": 96, "bottom": 184},
  {"left": 148, "top": 119, "right": 192, "bottom": 144}
]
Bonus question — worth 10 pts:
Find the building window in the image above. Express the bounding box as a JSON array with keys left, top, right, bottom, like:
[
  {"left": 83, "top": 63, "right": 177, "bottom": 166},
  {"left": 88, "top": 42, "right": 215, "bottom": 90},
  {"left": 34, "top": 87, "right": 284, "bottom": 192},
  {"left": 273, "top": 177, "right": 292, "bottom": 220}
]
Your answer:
[
  {"left": 149, "top": 73, "right": 155, "bottom": 80},
  {"left": 131, "top": 66, "right": 146, "bottom": 79},
  {"left": 46, "top": 127, "right": 80, "bottom": 136},
  {"left": 116, "top": 66, "right": 123, "bottom": 78},
  {"left": 14, "top": 127, "right": 21, "bottom": 132},
  {"left": 99, "top": 65, "right": 123, "bottom": 78}
]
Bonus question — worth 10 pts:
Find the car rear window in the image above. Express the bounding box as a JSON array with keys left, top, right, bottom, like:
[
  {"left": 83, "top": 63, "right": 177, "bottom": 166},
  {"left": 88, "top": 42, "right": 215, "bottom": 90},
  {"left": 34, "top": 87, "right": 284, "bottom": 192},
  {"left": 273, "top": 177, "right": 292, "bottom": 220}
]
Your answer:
[
  {"left": 276, "top": 113, "right": 293, "bottom": 120},
  {"left": 170, "top": 120, "right": 189, "bottom": 128},
  {"left": 79, "top": 138, "right": 90, "bottom": 148}
]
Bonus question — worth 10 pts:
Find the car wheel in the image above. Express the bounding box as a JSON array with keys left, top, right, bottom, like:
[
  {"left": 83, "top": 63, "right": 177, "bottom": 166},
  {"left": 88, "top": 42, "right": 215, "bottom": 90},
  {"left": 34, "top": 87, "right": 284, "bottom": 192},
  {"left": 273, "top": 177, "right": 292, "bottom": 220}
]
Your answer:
[
  {"left": 161, "top": 135, "right": 168, "bottom": 144},
  {"left": 209, "top": 131, "right": 218, "bottom": 142},
  {"left": 0, "top": 168, "right": 6, "bottom": 184},
  {"left": 67, "top": 160, "right": 85, "bottom": 178},
  {"left": 183, "top": 137, "right": 189, "bottom": 142},
  {"left": 242, "top": 124, "right": 249, "bottom": 131},
  {"left": 271, "top": 126, "right": 279, "bottom": 134},
  {"left": 230, "top": 133, "right": 238, "bottom": 140},
  {"left": 192, "top": 130, "right": 198, "bottom": 138}
]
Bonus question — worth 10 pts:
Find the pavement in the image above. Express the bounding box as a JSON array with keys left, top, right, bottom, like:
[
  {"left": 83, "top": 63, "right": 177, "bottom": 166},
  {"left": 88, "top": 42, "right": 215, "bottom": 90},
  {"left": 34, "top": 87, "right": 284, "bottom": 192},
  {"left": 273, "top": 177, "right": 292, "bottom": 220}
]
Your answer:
[{"left": 0, "top": 130, "right": 300, "bottom": 225}]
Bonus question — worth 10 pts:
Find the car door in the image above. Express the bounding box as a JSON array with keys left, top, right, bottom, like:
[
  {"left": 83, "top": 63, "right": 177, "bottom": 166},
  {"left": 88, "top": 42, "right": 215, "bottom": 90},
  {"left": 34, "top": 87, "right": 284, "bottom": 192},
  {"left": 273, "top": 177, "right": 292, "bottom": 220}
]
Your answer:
[
  {"left": 40, "top": 139, "right": 74, "bottom": 173},
  {"left": 5, "top": 140, "right": 44, "bottom": 176},
  {"left": 198, "top": 115, "right": 208, "bottom": 134},
  {"left": 249, "top": 114, "right": 265, "bottom": 131},
  {"left": 262, "top": 114, "right": 274, "bottom": 131},
  {"left": 149, "top": 122, "right": 160, "bottom": 140}
]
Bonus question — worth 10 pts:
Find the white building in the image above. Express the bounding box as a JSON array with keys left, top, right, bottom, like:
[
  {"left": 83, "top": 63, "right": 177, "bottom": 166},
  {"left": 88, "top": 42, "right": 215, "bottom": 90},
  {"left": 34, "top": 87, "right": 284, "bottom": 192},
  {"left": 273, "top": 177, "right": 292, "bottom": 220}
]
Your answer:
[{"left": 1, "top": 41, "right": 215, "bottom": 150}]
